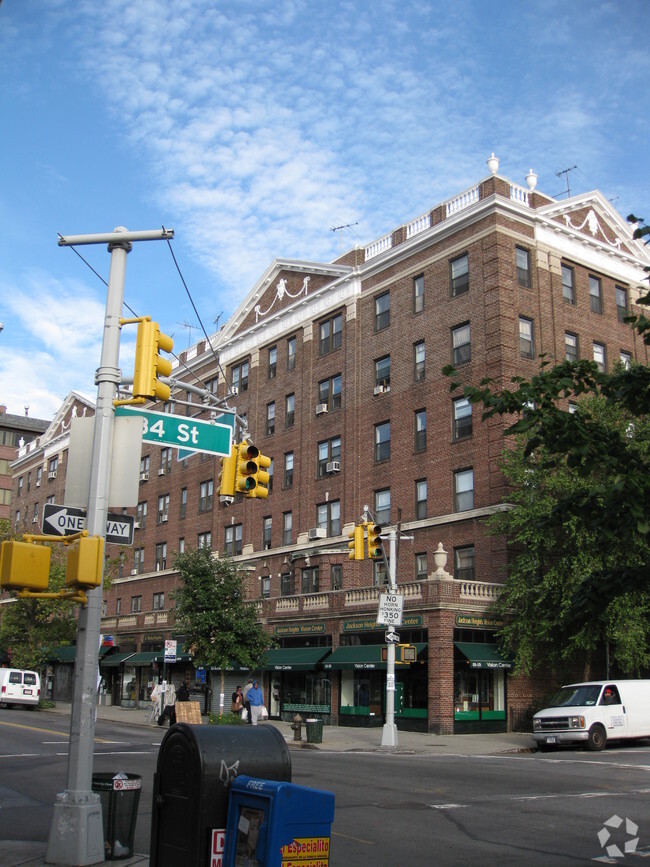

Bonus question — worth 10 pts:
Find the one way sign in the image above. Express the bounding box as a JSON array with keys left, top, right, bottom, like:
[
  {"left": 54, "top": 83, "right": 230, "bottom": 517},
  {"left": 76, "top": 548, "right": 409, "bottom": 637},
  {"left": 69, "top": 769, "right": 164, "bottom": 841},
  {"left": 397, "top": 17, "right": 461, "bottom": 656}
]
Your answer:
[{"left": 42, "top": 503, "right": 135, "bottom": 545}]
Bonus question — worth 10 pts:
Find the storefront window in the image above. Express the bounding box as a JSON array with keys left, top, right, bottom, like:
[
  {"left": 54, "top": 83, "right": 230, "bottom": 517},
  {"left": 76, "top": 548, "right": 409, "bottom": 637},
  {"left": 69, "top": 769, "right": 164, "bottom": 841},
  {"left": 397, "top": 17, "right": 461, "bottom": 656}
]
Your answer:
[
  {"left": 454, "top": 666, "right": 505, "bottom": 721},
  {"left": 279, "top": 671, "right": 331, "bottom": 715}
]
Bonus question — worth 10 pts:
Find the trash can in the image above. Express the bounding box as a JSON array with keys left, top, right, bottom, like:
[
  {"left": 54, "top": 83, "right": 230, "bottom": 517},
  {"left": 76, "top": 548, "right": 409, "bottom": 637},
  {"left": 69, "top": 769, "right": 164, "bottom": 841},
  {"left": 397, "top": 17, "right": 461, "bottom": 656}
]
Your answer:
[
  {"left": 92, "top": 772, "right": 141, "bottom": 861},
  {"left": 305, "top": 718, "right": 323, "bottom": 744}
]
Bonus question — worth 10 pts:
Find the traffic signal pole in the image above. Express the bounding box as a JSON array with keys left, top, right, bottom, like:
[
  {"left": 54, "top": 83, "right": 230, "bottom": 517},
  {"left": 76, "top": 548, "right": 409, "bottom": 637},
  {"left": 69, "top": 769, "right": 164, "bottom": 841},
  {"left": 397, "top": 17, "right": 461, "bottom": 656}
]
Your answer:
[
  {"left": 381, "top": 526, "right": 399, "bottom": 748},
  {"left": 47, "top": 227, "right": 173, "bottom": 866}
]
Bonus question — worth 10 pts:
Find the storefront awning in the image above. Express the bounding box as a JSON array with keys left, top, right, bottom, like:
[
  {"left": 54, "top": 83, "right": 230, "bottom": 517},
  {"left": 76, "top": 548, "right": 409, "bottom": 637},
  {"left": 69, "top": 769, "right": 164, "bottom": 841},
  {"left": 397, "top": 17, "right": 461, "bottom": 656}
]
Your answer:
[
  {"left": 47, "top": 645, "right": 112, "bottom": 662},
  {"left": 100, "top": 651, "right": 137, "bottom": 668},
  {"left": 262, "top": 647, "right": 331, "bottom": 671},
  {"left": 323, "top": 643, "right": 427, "bottom": 671},
  {"left": 129, "top": 649, "right": 193, "bottom": 665},
  {"left": 454, "top": 642, "right": 513, "bottom": 670}
]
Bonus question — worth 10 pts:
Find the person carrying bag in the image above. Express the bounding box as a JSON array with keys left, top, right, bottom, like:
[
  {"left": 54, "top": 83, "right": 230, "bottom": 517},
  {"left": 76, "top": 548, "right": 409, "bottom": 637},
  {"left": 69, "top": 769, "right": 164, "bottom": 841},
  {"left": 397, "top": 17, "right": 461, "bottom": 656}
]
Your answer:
[{"left": 231, "top": 685, "right": 244, "bottom": 716}]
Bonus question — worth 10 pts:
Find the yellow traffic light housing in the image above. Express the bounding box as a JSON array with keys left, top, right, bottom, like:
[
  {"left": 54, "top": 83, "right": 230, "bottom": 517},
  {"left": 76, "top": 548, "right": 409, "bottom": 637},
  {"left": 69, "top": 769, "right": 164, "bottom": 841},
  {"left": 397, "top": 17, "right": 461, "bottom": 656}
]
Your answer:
[
  {"left": 348, "top": 524, "right": 365, "bottom": 560},
  {"left": 217, "top": 443, "right": 238, "bottom": 497},
  {"left": 66, "top": 535, "right": 105, "bottom": 589},
  {"left": 0, "top": 540, "right": 51, "bottom": 592},
  {"left": 132, "top": 318, "right": 174, "bottom": 402},
  {"left": 236, "top": 442, "right": 271, "bottom": 498},
  {"left": 367, "top": 522, "right": 383, "bottom": 560}
]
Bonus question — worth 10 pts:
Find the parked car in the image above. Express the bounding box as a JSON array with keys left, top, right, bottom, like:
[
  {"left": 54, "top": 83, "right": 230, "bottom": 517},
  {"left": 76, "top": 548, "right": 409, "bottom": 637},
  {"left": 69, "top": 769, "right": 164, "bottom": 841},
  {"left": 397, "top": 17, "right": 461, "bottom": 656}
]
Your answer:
[
  {"left": 533, "top": 680, "right": 650, "bottom": 751},
  {"left": 0, "top": 669, "right": 41, "bottom": 708}
]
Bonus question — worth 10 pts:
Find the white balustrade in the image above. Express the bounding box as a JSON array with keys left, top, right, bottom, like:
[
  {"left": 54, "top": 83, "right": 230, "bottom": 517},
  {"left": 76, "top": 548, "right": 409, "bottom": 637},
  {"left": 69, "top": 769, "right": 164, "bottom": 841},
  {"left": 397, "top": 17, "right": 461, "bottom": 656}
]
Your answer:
[
  {"left": 445, "top": 185, "right": 479, "bottom": 216},
  {"left": 364, "top": 233, "right": 393, "bottom": 261},
  {"left": 406, "top": 212, "right": 431, "bottom": 239},
  {"left": 509, "top": 184, "right": 530, "bottom": 205}
]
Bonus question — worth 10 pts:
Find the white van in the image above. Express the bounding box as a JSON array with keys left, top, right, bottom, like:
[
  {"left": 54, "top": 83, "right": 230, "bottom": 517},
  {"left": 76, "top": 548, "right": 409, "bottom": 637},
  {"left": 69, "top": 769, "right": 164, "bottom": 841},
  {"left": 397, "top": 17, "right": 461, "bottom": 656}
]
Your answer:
[
  {"left": 533, "top": 680, "right": 650, "bottom": 752},
  {"left": 0, "top": 669, "right": 41, "bottom": 708}
]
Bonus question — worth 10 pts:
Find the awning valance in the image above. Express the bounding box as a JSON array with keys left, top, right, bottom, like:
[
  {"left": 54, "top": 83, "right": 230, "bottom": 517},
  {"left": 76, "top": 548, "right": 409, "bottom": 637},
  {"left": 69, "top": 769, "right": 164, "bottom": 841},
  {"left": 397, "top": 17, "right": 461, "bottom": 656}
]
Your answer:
[
  {"left": 100, "top": 652, "right": 137, "bottom": 668},
  {"left": 454, "top": 642, "right": 512, "bottom": 670},
  {"left": 262, "top": 647, "right": 331, "bottom": 671},
  {"left": 323, "top": 643, "right": 427, "bottom": 671}
]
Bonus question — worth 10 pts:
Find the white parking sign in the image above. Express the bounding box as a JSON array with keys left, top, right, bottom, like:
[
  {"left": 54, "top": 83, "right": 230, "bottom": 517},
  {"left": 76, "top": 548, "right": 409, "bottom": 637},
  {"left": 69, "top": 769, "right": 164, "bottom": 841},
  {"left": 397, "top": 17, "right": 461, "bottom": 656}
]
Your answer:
[{"left": 376, "top": 593, "right": 404, "bottom": 626}]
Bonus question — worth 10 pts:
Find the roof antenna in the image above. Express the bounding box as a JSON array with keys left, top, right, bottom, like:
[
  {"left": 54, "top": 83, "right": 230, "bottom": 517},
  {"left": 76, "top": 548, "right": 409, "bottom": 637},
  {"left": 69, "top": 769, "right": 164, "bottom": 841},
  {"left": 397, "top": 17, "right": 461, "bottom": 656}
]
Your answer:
[
  {"left": 555, "top": 165, "right": 577, "bottom": 198},
  {"left": 330, "top": 222, "right": 359, "bottom": 255}
]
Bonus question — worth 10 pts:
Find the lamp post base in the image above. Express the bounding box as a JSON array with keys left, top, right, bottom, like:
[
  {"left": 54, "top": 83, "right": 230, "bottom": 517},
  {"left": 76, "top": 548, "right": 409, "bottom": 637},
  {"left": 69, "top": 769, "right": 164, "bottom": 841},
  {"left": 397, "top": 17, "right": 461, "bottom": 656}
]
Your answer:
[
  {"left": 46, "top": 790, "right": 104, "bottom": 866},
  {"left": 380, "top": 722, "right": 399, "bottom": 748}
]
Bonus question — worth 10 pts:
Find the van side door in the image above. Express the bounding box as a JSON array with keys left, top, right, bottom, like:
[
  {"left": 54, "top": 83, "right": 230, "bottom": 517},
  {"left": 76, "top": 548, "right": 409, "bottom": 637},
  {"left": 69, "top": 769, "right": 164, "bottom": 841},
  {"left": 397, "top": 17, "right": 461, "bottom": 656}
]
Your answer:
[{"left": 599, "top": 684, "right": 627, "bottom": 735}]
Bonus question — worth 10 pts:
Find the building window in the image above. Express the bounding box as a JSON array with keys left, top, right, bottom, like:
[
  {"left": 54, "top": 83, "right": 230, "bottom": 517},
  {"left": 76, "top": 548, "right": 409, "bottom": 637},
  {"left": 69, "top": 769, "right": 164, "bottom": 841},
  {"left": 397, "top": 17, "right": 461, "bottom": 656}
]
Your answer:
[
  {"left": 318, "top": 436, "right": 341, "bottom": 477},
  {"left": 116, "top": 598, "right": 121, "bottom": 615},
  {"left": 620, "top": 350, "right": 632, "bottom": 369},
  {"left": 36, "top": 466, "right": 42, "bottom": 487},
  {"left": 280, "top": 570, "right": 294, "bottom": 597},
  {"left": 134, "top": 547, "right": 145, "bottom": 574},
  {"left": 262, "top": 516, "right": 272, "bottom": 550},
  {"left": 415, "top": 479, "right": 427, "bottom": 520},
  {"left": 319, "top": 313, "right": 342, "bottom": 355},
  {"left": 178, "top": 537, "right": 185, "bottom": 554},
  {"left": 33, "top": 502, "right": 38, "bottom": 522},
  {"left": 285, "top": 394, "right": 295, "bottom": 428},
  {"left": 268, "top": 458, "right": 274, "bottom": 494},
  {"left": 301, "top": 567, "right": 319, "bottom": 595},
  {"left": 616, "top": 286, "right": 628, "bottom": 323},
  {"left": 261, "top": 574, "right": 271, "bottom": 598},
  {"left": 266, "top": 402, "right": 276, "bottom": 436},
  {"left": 453, "top": 397, "right": 472, "bottom": 441},
  {"left": 562, "top": 264, "right": 576, "bottom": 304},
  {"left": 374, "top": 489, "right": 390, "bottom": 526},
  {"left": 450, "top": 253, "right": 469, "bottom": 297},
  {"left": 454, "top": 545, "right": 475, "bottom": 581},
  {"left": 17, "top": 476, "right": 23, "bottom": 497},
  {"left": 224, "top": 524, "right": 243, "bottom": 556},
  {"left": 268, "top": 346, "right": 277, "bottom": 379},
  {"left": 317, "top": 500, "right": 340, "bottom": 536},
  {"left": 319, "top": 374, "right": 342, "bottom": 411},
  {"left": 284, "top": 452, "right": 294, "bottom": 488},
  {"left": 413, "top": 274, "right": 424, "bottom": 314},
  {"left": 287, "top": 336, "right": 296, "bottom": 370},
  {"left": 199, "top": 479, "right": 213, "bottom": 512},
  {"left": 197, "top": 532, "right": 211, "bottom": 550},
  {"left": 415, "top": 553, "right": 428, "bottom": 581},
  {"left": 519, "top": 316, "right": 535, "bottom": 359},
  {"left": 374, "top": 356, "right": 390, "bottom": 389},
  {"left": 516, "top": 247, "right": 531, "bottom": 288},
  {"left": 231, "top": 360, "right": 249, "bottom": 394},
  {"left": 282, "top": 511, "right": 292, "bottom": 546},
  {"left": 454, "top": 468, "right": 474, "bottom": 512},
  {"left": 205, "top": 376, "right": 218, "bottom": 395},
  {"left": 374, "top": 422, "right": 390, "bottom": 462},
  {"left": 157, "top": 494, "right": 169, "bottom": 524},
  {"left": 155, "top": 542, "right": 167, "bottom": 571},
  {"left": 589, "top": 276, "right": 603, "bottom": 314},
  {"left": 153, "top": 592, "right": 165, "bottom": 611},
  {"left": 331, "top": 564, "right": 342, "bottom": 590},
  {"left": 374, "top": 292, "right": 390, "bottom": 331},
  {"left": 414, "top": 409, "right": 426, "bottom": 452},
  {"left": 593, "top": 342, "right": 606, "bottom": 373},
  {"left": 136, "top": 501, "right": 147, "bottom": 529},
  {"left": 373, "top": 560, "right": 388, "bottom": 587},
  {"left": 565, "top": 332, "right": 579, "bottom": 362},
  {"left": 48, "top": 456, "right": 58, "bottom": 477},
  {"left": 140, "top": 456, "right": 150, "bottom": 478},
  {"left": 452, "top": 323, "right": 471, "bottom": 365},
  {"left": 160, "top": 448, "right": 172, "bottom": 474},
  {"left": 413, "top": 341, "right": 425, "bottom": 382},
  {"left": 131, "top": 595, "right": 142, "bottom": 613}
]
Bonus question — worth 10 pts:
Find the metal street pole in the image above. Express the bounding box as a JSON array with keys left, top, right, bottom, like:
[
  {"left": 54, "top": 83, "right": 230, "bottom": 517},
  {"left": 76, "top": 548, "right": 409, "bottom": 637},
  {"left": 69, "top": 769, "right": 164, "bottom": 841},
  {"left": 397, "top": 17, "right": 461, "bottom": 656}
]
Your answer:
[
  {"left": 46, "top": 226, "right": 173, "bottom": 865},
  {"left": 381, "top": 526, "right": 399, "bottom": 748}
]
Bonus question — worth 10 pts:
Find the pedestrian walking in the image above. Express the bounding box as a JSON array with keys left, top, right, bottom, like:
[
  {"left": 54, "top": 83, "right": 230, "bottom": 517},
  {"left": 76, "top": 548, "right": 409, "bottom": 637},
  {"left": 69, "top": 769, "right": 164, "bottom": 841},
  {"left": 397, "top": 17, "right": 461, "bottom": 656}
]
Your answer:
[{"left": 247, "top": 680, "right": 265, "bottom": 726}]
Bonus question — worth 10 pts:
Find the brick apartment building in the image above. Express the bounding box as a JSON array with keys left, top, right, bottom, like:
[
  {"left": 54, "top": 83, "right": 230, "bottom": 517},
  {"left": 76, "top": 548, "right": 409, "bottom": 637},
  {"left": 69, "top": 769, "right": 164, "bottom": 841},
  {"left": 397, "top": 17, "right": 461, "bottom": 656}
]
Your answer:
[
  {"left": 8, "top": 155, "right": 650, "bottom": 732},
  {"left": 0, "top": 405, "right": 49, "bottom": 521}
]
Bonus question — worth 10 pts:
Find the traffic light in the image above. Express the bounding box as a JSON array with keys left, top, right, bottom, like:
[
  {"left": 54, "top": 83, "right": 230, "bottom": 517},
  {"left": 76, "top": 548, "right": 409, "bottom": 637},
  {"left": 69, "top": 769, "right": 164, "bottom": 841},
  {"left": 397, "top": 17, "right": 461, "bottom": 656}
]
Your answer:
[
  {"left": 348, "top": 524, "right": 365, "bottom": 560},
  {"left": 65, "top": 535, "right": 104, "bottom": 589},
  {"left": 217, "top": 443, "right": 238, "bottom": 497},
  {"left": 236, "top": 442, "right": 271, "bottom": 498},
  {"left": 0, "top": 540, "right": 51, "bottom": 592},
  {"left": 367, "top": 522, "right": 383, "bottom": 560},
  {"left": 132, "top": 318, "right": 174, "bottom": 402}
]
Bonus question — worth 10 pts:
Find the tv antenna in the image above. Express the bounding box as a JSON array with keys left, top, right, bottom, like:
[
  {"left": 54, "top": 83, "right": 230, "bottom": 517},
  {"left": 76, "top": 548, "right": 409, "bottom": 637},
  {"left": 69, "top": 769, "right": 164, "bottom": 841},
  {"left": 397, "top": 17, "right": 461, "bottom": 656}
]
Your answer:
[
  {"left": 331, "top": 222, "right": 359, "bottom": 254},
  {"left": 555, "top": 165, "right": 577, "bottom": 198},
  {"left": 177, "top": 321, "right": 199, "bottom": 348}
]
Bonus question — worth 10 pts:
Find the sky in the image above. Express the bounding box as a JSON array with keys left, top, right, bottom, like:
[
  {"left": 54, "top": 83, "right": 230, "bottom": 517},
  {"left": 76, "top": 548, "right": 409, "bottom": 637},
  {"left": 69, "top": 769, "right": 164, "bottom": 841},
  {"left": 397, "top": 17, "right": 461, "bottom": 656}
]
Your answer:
[{"left": 1, "top": 0, "right": 649, "bottom": 420}]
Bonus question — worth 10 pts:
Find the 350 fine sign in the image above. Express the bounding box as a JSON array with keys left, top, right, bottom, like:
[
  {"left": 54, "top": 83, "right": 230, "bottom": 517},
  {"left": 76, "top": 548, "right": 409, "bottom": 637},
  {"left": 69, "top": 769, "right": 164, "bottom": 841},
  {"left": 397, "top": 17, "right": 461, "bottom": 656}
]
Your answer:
[{"left": 376, "top": 593, "right": 404, "bottom": 626}]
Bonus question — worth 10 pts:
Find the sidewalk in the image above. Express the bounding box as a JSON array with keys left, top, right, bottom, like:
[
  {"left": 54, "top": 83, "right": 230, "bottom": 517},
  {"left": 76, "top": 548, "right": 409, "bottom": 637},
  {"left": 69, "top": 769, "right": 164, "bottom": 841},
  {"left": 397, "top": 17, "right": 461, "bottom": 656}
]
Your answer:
[{"left": 12, "top": 703, "right": 536, "bottom": 865}]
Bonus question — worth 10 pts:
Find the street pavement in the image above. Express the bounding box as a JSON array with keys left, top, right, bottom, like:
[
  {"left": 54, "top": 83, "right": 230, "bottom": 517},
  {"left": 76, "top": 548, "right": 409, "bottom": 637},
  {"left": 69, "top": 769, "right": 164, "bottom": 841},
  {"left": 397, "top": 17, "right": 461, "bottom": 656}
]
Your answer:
[{"left": 10, "top": 702, "right": 536, "bottom": 865}]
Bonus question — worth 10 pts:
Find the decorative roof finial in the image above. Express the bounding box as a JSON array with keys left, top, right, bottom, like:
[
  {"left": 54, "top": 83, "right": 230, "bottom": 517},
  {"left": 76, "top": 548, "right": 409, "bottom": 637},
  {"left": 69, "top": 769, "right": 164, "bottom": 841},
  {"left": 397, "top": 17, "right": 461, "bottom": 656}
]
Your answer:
[
  {"left": 487, "top": 153, "right": 499, "bottom": 175},
  {"left": 526, "top": 169, "right": 538, "bottom": 191}
]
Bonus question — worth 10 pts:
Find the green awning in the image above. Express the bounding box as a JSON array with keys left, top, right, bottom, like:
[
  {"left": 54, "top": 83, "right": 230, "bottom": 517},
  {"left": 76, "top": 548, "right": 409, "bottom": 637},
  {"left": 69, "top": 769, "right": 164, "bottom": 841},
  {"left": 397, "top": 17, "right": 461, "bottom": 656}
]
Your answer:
[
  {"left": 47, "top": 645, "right": 77, "bottom": 663},
  {"left": 100, "top": 652, "right": 137, "bottom": 668},
  {"left": 323, "top": 643, "right": 427, "bottom": 671},
  {"left": 454, "top": 642, "right": 513, "bottom": 670},
  {"left": 262, "top": 647, "right": 331, "bottom": 671},
  {"left": 128, "top": 649, "right": 193, "bottom": 665}
]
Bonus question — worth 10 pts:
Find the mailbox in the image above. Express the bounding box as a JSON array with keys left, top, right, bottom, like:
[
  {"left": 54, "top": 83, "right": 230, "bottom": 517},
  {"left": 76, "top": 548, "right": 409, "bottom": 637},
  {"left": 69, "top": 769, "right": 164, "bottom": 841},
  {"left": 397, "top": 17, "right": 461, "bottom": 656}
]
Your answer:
[
  {"left": 150, "top": 723, "right": 291, "bottom": 867},
  {"left": 224, "top": 775, "right": 335, "bottom": 866}
]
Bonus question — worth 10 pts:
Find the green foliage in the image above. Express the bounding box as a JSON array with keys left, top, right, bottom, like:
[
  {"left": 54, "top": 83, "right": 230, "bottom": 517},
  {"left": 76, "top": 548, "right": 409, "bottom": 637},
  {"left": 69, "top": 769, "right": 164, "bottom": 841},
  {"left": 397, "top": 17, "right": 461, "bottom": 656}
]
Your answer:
[
  {"left": 172, "top": 547, "right": 274, "bottom": 674},
  {"left": 208, "top": 710, "right": 245, "bottom": 726}
]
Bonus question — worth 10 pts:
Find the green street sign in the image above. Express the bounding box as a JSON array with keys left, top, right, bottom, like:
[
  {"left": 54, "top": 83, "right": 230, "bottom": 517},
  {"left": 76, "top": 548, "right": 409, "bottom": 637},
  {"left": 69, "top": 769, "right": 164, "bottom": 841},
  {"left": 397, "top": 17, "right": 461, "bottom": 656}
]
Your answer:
[{"left": 115, "top": 407, "right": 232, "bottom": 457}]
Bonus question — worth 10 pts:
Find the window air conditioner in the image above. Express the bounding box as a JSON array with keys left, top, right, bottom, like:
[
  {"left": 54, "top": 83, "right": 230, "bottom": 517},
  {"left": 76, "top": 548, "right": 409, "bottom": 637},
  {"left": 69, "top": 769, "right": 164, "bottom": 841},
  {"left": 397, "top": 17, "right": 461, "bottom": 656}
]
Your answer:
[
  {"left": 373, "top": 385, "right": 386, "bottom": 395},
  {"left": 48, "top": 471, "right": 57, "bottom": 479},
  {"left": 130, "top": 569, "right": 138, "bottom": 576},
  {"left": 32, "top": 516, "right": 39, "bottom": 523},
  {"left": 308, "top": 527, "right": 326, "bottom": 540},
  {"left": 315, "top": 403, "right": 328, "bottom": 415},
  {"left": 158, "top": 468, "right": 166, "bottom": 476},
  {"left": 326, "top": 461, "right": 341, "bottom": 473},
  {"left": 134, "top": 521, "right": 141, "bottom": 529},
  {"left": 140, "top": 472, "right": 149, "bottom": 482},
  {"left": 229, "top": 386, "right": 239, "bottom": 396},
  {"left": 35, "top": 480, "right": 41, "bottom": 487}
]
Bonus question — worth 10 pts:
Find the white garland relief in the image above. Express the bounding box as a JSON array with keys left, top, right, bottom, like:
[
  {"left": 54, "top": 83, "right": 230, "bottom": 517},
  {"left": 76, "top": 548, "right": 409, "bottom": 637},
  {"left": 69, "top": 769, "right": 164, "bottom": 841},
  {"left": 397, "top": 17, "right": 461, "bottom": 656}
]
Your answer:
[
  {"left": 563, "top": 209, "right": 622, "bottom": 250},
  {"left": 254, "top": 275, "right": 311, "bottom": 322}
]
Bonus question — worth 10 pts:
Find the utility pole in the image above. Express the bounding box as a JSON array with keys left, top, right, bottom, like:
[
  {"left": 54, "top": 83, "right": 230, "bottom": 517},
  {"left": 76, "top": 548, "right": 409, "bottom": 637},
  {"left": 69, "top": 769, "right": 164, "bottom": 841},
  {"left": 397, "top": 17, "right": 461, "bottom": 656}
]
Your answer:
[
  {"left": 381, "top": 526, "right": 399, "bottom": 748},
  {"left": 46, "top": 226, "right": 173, "bottom": 865}
]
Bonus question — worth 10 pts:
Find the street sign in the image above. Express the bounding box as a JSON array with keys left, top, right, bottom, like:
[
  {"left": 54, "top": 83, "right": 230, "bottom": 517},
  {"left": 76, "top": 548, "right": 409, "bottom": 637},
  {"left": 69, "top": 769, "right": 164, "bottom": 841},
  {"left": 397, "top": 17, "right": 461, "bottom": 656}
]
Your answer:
[
  {"left": 164, "top": 639, "right": 177, "bottom": 664},
  {"left": 43, "top": 503, "right": 135, "bottom": 545},
  {"left": 115, "top": 406, "right": 233, "bottom": 457},
  {"left": 385, "top": 631, "right": 400, "bottom": 644},
  {"left": 376, "top": 592, "right": 404, "bottom": 626}
]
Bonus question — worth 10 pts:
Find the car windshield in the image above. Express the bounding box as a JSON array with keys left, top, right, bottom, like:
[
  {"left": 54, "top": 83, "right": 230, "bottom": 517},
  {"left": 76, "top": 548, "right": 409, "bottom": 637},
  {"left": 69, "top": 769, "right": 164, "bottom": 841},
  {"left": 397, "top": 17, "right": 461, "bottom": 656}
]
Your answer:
[{"left": 547, "top": 685, "right": 601, "bottom": 707}]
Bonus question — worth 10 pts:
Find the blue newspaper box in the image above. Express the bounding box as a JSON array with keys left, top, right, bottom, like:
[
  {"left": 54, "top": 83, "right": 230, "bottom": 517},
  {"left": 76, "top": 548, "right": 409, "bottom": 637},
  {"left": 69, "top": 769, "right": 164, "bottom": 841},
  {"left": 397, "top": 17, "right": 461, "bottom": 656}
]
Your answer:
[{"left": 224, "top": 775, "right": 335, "bottom": 866}]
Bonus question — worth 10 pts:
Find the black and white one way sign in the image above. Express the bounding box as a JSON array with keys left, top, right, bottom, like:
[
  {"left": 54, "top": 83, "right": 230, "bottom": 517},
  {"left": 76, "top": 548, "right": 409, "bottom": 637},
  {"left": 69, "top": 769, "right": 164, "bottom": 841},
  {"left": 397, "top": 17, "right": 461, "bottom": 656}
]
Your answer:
[{"left": 42, "top": 503, "right": 135, "bottom": 545}]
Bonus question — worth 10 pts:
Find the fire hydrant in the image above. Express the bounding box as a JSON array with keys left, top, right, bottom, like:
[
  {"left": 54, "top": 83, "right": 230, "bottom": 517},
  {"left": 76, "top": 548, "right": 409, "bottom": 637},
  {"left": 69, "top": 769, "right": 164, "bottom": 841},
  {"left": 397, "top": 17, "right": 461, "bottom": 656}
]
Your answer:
[{"left": 291, "top": 714, "right": 303, "bottom": 742}]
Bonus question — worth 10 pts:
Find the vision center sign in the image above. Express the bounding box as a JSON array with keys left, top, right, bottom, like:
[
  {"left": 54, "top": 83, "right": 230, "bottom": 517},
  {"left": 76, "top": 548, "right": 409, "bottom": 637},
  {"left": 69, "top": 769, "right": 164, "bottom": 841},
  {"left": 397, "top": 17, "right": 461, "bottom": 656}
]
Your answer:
[
  {"left": 115, "top": 406, "right": 233, "bottom": 457},
  {"left": 43, "top": 503, "right": 135, "bottom": 545}
]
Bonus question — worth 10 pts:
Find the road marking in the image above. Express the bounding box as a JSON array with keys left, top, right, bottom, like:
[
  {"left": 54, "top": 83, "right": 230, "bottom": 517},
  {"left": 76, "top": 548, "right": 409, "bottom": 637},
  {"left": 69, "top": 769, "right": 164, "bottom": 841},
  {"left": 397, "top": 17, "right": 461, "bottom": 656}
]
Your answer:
[
  {"left": 332, "top": 830, "right": 375, "bottom": 845},
  {"left": 0, "top": 753, "right": 41, "bottom": 759},
  {"left": 430, "top": 804, "right": 468, "bottom": 810},
  {"left": 0, "top": 719, "right": 113, "bottom": 743}
]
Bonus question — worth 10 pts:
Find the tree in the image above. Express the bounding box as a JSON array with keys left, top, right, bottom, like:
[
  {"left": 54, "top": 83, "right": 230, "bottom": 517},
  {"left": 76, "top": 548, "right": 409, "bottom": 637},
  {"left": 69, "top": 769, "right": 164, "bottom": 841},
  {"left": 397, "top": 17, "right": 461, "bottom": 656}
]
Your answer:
[{"left": 172, "top": 547, "right": 274, "bottom": 714}]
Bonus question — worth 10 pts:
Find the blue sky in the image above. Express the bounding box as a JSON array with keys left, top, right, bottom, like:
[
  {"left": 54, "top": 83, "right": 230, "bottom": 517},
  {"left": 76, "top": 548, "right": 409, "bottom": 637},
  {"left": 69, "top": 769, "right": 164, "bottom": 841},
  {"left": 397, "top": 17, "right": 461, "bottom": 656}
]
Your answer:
[{"left": 1, "top": 0, "right": 649, "bottom": 419}]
